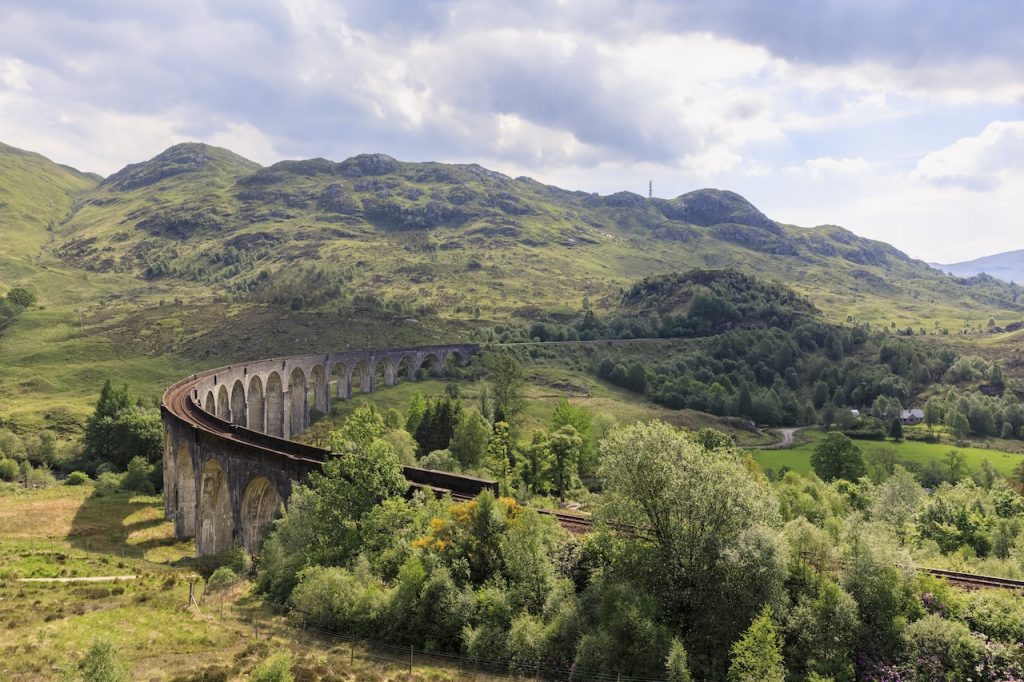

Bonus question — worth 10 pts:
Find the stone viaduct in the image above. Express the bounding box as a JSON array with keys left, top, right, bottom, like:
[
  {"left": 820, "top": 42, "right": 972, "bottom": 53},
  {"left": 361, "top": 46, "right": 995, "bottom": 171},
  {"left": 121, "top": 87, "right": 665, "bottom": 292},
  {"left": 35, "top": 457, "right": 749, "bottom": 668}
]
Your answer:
[{"left": 161, "top": 344, "right": 488, "bottom": 557}]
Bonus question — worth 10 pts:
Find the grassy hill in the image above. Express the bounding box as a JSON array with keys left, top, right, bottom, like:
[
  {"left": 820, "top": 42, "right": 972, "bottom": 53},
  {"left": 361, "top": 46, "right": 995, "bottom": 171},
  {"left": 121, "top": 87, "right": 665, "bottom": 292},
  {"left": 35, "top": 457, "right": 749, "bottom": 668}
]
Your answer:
[
  {"left": 48, "top": 142, "right": 1024, "bottom": 329},
  {"left": 1, "top": 139, "right": 1022, "bottom": 432}
]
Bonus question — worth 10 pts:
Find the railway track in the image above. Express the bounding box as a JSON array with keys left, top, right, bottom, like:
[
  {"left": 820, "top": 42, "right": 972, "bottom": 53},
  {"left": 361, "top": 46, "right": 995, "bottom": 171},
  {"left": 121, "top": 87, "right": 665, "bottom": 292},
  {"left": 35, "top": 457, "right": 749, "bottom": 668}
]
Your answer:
[{"left": 165, "top": 363, "right": 1024, "bottom": 593}]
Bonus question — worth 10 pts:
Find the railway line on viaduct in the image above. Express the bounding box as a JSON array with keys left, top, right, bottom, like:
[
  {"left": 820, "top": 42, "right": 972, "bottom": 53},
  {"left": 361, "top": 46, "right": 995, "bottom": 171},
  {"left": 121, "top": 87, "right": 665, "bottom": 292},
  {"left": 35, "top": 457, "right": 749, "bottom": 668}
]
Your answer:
[{"left": 162, "top": 342, "right": 1024, "bottom": 592}]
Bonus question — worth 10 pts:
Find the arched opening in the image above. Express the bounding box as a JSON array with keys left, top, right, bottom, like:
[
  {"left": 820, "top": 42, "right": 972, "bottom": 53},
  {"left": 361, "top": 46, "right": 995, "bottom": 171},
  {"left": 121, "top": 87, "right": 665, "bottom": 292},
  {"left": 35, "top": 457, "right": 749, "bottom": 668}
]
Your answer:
[
  {"left": 289, "top": 367, "right": 307, "bottom": 435},
  {"left": 230, "top": 380, "right": 246, "bottom": 426},
  {"left": 216, "top": 385, "right": 230, "bottom": 421},
  {"left": 309, "top": 364, "right": 328, "bottom": 416},
  {"left": 419, "top": 353, "right": 443, "bottom": 378},
  {"left": 247, "top": 376, "right": 265, "bottom": 432},
  {"left": 240, "top": 477, "right": 283, "bottom": 555},
  {"left": 266, "top": 372, "right": 285, "bottom": 438},
  {"left": 198, "top": 459, "right": 233, "bottom": 556},
  {"left": 376, "top": 356, "right": 396, "bottom": 387},
  {"left": 331, "top": 361, "right": 350, "bottom": 400},
  {"left": 174, "top": 442, "right": 196, "bottom": 539},
  {"left": 204, "top": 391, "right": 216, "bottom": 414},
  {"left": 444, "top": 351, "right": 464, "bottom": 377},
  {"left": 352, "top": 359, "right": 373, "bottom": 393},
  {"left": 396, "top": 354, "right": 416, "bottom": 382}
]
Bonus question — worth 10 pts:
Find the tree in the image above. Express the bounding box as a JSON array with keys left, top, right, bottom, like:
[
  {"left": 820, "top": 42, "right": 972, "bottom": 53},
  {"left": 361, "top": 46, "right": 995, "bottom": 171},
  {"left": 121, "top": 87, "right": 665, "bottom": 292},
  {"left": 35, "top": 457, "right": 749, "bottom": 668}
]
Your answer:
[
  {"left": 924, "top": 397, "right": 943, "bottom": 432},
  {"left": 405, "top": 393, "right": 427, "bottom": 434},
  {"left": 551, "top": 398, "right": 594, "bottom": 469},
  {"left": 488, "top": 350, "right": 525, "bottom": 428},
  {"left": 413, "top": 397, "right": 462, "bottom": 455},
  {"left": 944, "top": 450, "right": 966, "bottom": 482},
  {"left": 548, "top": 425, "right": 582, "bottom": 501},
  {"left": 810, "top": 432, "right": 866, "bottom": 482},
  {"left": 666, "top": 638, "right": 694, "bottom": 682},
  {"left": 727, "top": 606, "right": 785, "bottom": 682},
  {"left": 785, "top": 580, "right": 859, "bottom": 681},
  {"left": 486, "top": 421, "right": 514, "bottom": 495},
  {"left": 82, "top": 380, "right": 162, "bottom": 470},
  {"left": 518, "top": 431, "right": 552, "bottom": 495},
  {"left": 449, "top": 408, "right": 491, "bottom": 469},
  {"left": 599, "top": 421, "right": 780, "bottom": 675},
  {"left": 888, "top": 418, "right": 903, "bottom": 441},
  {"left": 948, "top": 410, "right": 971, "bottom": 440},
  {"left": 6, "top": 287, "right": 36, "bottom": 309},
  {"left": 812, "top": 381, "right": 829, "bottom": 409},
  {"left": 871, "top": 466, "right": 923, "bottom": 544}
]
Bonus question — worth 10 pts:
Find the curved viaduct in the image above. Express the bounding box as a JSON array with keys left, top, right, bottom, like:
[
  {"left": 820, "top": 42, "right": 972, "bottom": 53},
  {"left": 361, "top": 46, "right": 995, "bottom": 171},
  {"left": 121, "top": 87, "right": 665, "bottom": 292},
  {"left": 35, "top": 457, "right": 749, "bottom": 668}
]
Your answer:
[{"left": 161, "top": 344, "right": 488, "bottom": 557}]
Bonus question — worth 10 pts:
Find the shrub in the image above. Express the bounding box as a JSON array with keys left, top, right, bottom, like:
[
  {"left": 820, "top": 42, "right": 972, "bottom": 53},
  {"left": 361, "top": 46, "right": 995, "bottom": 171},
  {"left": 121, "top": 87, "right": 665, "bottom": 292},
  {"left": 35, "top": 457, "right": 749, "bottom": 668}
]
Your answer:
[
  {"left": 24, "top": 463, "right": 56, "bottom": 488},
  {"left": 0, "top": 458, "right": 17, "bottom": 482},
  {"left": 905, "top": 614, "right": 985, "bottom": 681},
  {"left": 95, "top": 471, "right": 124, "bottom": 496},
  {"left": 250, "top": 653, "right": 294, "bottom": 682},
  {"left": 65, "top": 471, "right": 91, "bottom": 486},
  {"left": 206, "top": 566, "right": 238, "bottom": 592},
  {"left": 121, "top": 456, "right": 155, "bottom": 493},
  {"left": 74, "top": 638, "right": 129, "bottom": 682}
]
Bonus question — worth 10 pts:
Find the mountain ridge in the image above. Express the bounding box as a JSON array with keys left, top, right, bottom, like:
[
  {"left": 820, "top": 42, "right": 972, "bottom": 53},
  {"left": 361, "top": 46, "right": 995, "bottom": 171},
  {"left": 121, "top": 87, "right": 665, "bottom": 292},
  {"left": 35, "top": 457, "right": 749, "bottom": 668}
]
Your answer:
[
  {"left": 2, "top": 139, "right": 1020, "bottom": 329},
  {"left": 934, "top": 250, "right": 1024, "bottom": 285}
]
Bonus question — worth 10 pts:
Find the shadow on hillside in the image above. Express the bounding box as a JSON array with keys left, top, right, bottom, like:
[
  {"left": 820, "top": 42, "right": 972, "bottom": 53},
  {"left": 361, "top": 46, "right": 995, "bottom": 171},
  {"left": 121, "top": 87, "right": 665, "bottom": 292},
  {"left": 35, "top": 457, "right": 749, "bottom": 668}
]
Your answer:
[{"left": 67, "top": 489, "right": 181, "bottom": 559}]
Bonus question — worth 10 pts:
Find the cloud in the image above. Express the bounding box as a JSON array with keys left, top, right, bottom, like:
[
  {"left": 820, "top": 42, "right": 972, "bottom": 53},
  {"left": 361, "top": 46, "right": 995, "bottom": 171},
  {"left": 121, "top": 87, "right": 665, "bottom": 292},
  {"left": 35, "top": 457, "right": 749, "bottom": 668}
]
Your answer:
[
  {"left": 790, "top": 156, "right": 870, "bottom": 176},
  {"left": 911, "top": 121, "right": 1024, "bottom": 191}
]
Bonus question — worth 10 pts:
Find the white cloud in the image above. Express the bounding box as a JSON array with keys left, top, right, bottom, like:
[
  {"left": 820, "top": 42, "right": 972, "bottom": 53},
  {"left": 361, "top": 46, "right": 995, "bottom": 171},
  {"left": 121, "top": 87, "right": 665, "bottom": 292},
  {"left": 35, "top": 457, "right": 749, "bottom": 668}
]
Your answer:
[
  {"left": 911, "top": 120, "right": 1024, "bottom": 191},
  {"left": 0, "top": 58, "right": 29, "bottom": 91},
  {"left": 790, "top": 156, "right": 871, "bottom": 176},
  {"left": 206, "top": 121, "right": 281, "bottom": 165}
]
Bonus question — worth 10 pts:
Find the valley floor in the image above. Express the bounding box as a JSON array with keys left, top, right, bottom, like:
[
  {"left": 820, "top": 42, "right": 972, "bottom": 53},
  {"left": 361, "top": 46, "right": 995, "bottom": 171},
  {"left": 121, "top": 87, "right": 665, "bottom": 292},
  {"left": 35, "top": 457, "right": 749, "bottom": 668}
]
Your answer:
[{"left": 0, "top": 484, "right": 505, "bottom": 681}]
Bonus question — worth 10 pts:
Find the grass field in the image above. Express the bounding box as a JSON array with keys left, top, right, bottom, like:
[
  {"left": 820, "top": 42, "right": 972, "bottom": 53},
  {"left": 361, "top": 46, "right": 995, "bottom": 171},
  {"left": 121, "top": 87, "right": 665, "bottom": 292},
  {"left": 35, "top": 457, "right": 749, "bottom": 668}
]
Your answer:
[
  {"left": 751, "top": 429, "right": 1024, "bottom": 478},
  {"left": 0, "top": 484, "right": 511, "bottom": 681}
]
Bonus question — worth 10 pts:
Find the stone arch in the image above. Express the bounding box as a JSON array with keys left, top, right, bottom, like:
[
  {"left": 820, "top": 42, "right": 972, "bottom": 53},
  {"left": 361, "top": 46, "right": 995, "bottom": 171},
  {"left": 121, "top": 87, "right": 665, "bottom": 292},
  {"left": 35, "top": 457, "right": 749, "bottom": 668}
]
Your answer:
[
  {"left": 247, "top": 375, "right": 265, "bottom": 433},
  {"left": 331, "top": 361, "right": 350, "bottom": 399},
  {"left": 266, "top": 372, "right": 285, "bottom": 438},
  {"left": 240, "top": 477, "right": 283, "bottom": 555},
  {"left": 351, "top": 358, "right": 373, "bottom": 393},
  {"left": 396, "top": 354, "right": 416, "bottom": 382},
  {"left": 289, "top": 367, "right": 308, "bottom": 435},
  {"left": 376, "top": 356, "right": 397, "bottom": 387},
  {"left": 309, "top": 364, "right": 328, "bottom": 414},
  {"left": 173, "top": 442, "right": 196, "bottom": 539},
  {"left": 198, "top": 459, "right": 233, "bottom": 556},
  {"left": 230, "top": 379, "right": 246, "bottom": 426},
  {"left": 419, "top": 352, "right": 444, "bottom": 377},
  {"left": 204, "top": 391, "right": 216, "bottom": 414},
  {"left": 216, "top": 384, "right": 230, "bottom": 421}
]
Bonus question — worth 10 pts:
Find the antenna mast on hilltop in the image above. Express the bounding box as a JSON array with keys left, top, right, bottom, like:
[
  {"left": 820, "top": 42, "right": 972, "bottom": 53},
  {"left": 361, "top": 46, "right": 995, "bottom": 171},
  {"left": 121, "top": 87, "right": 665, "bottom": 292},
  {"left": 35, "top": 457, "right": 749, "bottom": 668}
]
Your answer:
[{"left": 648, "top": 180, "right": 652, "bottom": 199}]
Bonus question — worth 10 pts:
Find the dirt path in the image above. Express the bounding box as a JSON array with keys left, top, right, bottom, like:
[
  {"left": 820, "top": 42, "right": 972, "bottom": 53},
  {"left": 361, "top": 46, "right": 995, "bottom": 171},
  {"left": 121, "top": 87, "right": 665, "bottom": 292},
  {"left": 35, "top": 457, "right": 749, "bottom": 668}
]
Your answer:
[
  {"left": 16, "top": 575, "right": 137, "bottom": 583},
  {"left": 750, "top": 427, "right": 801, "bottom": 449}
]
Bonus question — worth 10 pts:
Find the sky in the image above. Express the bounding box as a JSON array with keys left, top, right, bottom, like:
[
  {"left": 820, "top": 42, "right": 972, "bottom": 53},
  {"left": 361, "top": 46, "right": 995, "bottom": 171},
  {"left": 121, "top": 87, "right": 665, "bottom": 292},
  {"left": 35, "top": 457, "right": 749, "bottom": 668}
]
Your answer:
[{"left": 1, "top": 1, "right": 1022, "bottom": 263}]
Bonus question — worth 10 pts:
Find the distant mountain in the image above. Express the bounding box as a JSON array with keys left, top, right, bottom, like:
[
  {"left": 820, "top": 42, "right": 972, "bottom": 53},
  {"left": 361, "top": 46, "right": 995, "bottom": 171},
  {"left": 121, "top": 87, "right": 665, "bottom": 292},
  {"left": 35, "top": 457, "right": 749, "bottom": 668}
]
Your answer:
[
  {"left": 933, "top": 250, "right": 1024, "bottom": 285},
  {"left": 0, "top": 139, "right": 1017, "bottom": 326}
]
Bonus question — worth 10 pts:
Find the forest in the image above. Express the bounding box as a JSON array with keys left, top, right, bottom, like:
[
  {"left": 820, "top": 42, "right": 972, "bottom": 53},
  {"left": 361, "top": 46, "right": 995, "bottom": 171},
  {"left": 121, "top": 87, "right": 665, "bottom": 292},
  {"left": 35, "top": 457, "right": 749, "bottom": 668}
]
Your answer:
[{"left": 255, "top": 385, "right": 1024, "bottom": 682}]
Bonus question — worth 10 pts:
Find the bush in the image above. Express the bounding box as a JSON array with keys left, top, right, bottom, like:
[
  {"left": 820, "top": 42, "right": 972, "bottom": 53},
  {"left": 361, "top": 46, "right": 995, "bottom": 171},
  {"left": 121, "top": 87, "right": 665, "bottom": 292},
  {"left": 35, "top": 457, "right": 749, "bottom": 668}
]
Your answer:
[
  {"left": 66, "top": 471, "right": 91, "bottom": 486},
  {"left": 24, "top": 463, "right": 56, "bottom": 488},
  {"left": 0, "top": 458, "right": 17, "bottom": 482},
  {"left": 905, "top": 614, "right": 985, "bottom": 681},
  {"left": 206, "top": 566, "right": 238, "bottom": 592},
  {"left": 250, "top": 653, "right": 294, "bottom": 682},
  {"left": 121, "top": 456, "right": 155, "bottom": 493},
  {"left": 95, "top": 471, "right": 123, "bottom": 496}
]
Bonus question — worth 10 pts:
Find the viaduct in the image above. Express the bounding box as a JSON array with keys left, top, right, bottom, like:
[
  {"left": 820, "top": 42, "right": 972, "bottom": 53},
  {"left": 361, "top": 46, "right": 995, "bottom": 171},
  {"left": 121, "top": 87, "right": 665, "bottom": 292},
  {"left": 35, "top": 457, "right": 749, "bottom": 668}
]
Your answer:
[{"left": 161, "top": 344, "right": 490, "bottom": 557}]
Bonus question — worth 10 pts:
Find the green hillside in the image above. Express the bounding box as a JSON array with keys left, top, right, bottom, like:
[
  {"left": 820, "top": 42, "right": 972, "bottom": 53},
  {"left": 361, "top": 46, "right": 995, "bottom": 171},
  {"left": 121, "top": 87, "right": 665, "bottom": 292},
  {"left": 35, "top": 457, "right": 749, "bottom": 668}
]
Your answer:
[
  {"left": 0, "top": 139, "right": 1022, "bottom": 432},
  {"left": 49, "top": 143, "right": 1023, "bottom": 329}
]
